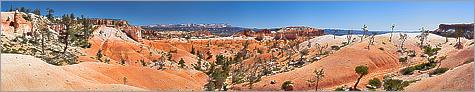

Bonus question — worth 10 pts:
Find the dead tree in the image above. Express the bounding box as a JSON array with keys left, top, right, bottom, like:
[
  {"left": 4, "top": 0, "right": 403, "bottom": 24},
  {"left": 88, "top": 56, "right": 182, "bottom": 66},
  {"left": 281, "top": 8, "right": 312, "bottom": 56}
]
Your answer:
[
  {"left": 314, "top": 68, "right": 325, "bottom": 91},
  {"left": 454, "top": 28, "right": 464, "bottom": 49},
  {"left": 418, "top": 27, "right": 429, "bottom": 48},
  {"left": 389, "top": 24, "right": 395, "bottom": 42},
  {"left": 399, "top": 33, "right": 408, "bottom": 52},
  {"left": 367, "top": 32, "right": 377, "bottom": 49},
  {"left": 346, "top": 30, "right": 353, "bottom": 45},
  {"left": 361, "top": 25, "right": 368, "bottom": 42}
]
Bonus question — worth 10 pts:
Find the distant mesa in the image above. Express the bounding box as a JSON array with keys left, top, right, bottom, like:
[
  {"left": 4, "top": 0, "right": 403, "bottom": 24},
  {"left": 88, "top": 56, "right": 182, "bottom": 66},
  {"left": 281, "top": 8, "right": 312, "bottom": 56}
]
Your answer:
[
  {"left": 232, "top": 26, "right": 324, "bottom": 41},
  {"left": 431, "top": 23, "right": 474, "bottom": 39}
]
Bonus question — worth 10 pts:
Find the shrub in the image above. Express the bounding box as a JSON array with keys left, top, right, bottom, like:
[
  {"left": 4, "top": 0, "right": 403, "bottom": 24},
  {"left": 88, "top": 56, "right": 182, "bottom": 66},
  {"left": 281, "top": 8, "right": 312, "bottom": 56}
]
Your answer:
[
  {"left": 401, "top": 62, "right": 438, "bottom": 75},
  {"left": 399, "top": 57, "right": 407, "bottom": 62},
  {"left": 104, "top": 58, "right": 110, "bottom": 64},
  {"left": 407, "top": 50, "right": 416, "bottom": 57},
  {"left": 281, "top": 81, "right": 294, "bottom": 91},
  {"left": 257, "top": 49, "right": 263, "bottom": 54},
  {"left": 414, "top": 62, "right": 436, "bottom": 70},
  {"left": 368, "top": 78, "right": 382, "bottom": 88},
  {"left": 334, "top": 86, "right": 346, "bottom": 91},
  {"left": 378, "top": 47, "right": 384, "bottom": 51},
  {"left": 96, "top": 50, "right": 103, "bottom": 62},
  {"left": 204, "top": 81, "right": 216, "bottom": 91},
  {"left": 120, "top": 58, "right": 126, "bottom": 66},
  {"left": 430, "top": 68, "right": 449, "bottom": 75},
  {"left": 262, "top": 67, "right": 273, "bottom": 76},
  {"left": 383, "top": 79, "right": 406, "bottom": 91},
  {"left": 331, "top": 45, "right": 340, "bottom": 50},
  {"left": 79, "top": 41, "right": 91, "bottom": 48},
  {"left": 401, "top": 66, "right": 416, "bottom": 75}
]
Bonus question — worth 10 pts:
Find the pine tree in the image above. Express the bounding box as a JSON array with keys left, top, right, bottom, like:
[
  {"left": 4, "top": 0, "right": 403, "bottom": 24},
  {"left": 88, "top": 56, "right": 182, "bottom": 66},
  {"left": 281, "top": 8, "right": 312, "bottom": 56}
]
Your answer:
[
  {"left": 353, "top": 65, "right": 369, "bottom": 90},
  {"left": 191, "top": 45, "right": 196, "bottom": 54},
  {"left": 96, "top": 50, "right": 103, "bottom": 62},
  {"left": 46, "top": 8, "right": 54, "bottom": 21},
  {"left": 178, "top": 58, "right": 186, "bottom": 68}
]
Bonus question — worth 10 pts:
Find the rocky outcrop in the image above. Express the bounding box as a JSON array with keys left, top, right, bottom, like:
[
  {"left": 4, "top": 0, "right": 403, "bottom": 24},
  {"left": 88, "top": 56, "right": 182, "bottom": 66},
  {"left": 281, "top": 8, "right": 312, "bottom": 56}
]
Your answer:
[
  {"left": 1, "top": 11, "right": 33, "bottom": 35},
  {"left": 86, "top": 18, "right": 128, "bottom": 27},
  {"left": 121, "top": 26, "right": 143, "bottom": 42},
  {"left": 83, "top": 18, "right": 142, "bottom": 42},
  {"left": 432, "top": 23, "right": 474, "bottom": 39},
  {"left": 274, "top": 26, "right": 324, "bottom": 40},
  {"left": 233, "top": 26, "right": 324, "bottom": 41}
]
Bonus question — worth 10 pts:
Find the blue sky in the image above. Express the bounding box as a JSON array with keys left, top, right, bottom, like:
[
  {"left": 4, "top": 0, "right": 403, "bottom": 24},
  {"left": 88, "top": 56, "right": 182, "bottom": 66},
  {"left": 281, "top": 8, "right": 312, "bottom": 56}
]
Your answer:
[{"left": 2, "top": 1, "right": 473, "bottom": 31}]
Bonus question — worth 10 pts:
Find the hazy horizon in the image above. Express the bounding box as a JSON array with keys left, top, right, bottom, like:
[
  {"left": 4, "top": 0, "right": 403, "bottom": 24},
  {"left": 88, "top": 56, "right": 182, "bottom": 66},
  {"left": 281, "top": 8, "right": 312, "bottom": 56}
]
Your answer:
[{"left": 2, "top": 1, "right": 473, "bottom": 31}]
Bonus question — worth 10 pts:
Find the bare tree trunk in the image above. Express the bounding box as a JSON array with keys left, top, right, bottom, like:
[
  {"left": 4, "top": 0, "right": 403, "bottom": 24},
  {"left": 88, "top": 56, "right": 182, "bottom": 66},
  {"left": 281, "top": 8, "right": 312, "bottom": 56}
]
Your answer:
[
  {"left": 315, "top": 78, "right": 320, "bottom": 91},
  {"left": 389, "top": 30, "right": 393, "bottom": 42},
  {"left": 63, "top": 31, "right": 69, "bottom": 54},
  {"left": 353, "top": 75, "right": 363, "bottom": 90}
]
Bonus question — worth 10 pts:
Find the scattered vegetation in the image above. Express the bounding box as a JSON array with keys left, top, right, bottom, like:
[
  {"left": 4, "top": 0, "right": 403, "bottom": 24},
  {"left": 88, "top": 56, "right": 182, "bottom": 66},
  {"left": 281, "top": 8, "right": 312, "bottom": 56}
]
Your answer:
[
  {"left": 401, "top": 62, "right": 437, "bottom": 75},
  {"left": 204, "top": 54, "right": 232, "bottom": 91},
  {"left": 429, "top": 67, "right": 449, "bottom": 75},
  {"left": 383, "top": 79, "right": 409, "bottom": 91},
  {"left": 368, "top": 78, "right": 382, "bottom": 89},
  {"left": 331, "top": 45, "right": 340, "bottom": 50}
]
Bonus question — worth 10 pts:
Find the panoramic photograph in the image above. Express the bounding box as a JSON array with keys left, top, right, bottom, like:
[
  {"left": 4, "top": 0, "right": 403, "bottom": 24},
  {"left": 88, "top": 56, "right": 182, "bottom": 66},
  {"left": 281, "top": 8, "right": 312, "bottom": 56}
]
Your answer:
[{"left": 1, "top": 0, "right": 474, "bottom": 91}]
